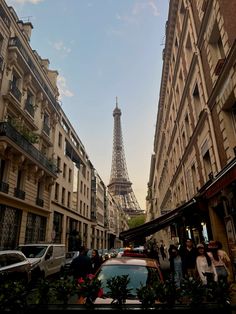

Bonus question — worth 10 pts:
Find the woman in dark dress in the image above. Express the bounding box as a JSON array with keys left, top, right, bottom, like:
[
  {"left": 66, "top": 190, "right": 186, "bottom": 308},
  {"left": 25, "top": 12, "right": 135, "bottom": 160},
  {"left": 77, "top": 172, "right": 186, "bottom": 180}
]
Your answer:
[{"left": 91, "top": 249, "right": 102, "bottom": 274}]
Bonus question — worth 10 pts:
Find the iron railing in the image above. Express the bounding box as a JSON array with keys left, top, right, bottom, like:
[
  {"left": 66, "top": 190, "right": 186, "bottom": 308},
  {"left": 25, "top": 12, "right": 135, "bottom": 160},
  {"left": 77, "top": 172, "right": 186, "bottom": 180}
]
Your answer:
[
  {"left": 14, "top": 187, "right": 25, "bottom": 200},
  {"left": 0, "top": 122, "right": 57, "bottom": 176},
  {"left": 0, "top": 181, "right": 9, "bottom": 194}
]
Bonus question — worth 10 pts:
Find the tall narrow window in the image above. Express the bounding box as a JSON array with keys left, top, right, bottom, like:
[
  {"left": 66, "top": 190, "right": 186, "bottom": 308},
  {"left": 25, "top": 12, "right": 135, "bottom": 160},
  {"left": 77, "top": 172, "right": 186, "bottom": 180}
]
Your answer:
[
  {"left": 209, "top": 21, "right": 226, "bottom": 75},
  {"left": 43, "top": 112, "right": 50, "bottom": 136},
  {"left": 203, "top": 150, "right": 213, "bottom": 181},
  {"left": 192, "top": 83, "right": 201, "bottom": 119},
  {"left": 10, "top": 72, "right": 21, "bottom": 102},
  {"left": 55, "top": 183, "right": 59, "bottom": 201},
  {"left": 58, "top": 132, "right": 62, "bottom": 148},
  {"left": 0, "top": 158, "right": 8, "bottom": 193},
  {"left": 25, "top": 91, "right": 35, "bottom": 117},
  {"left": 36, "top": 181, "right": 44, "bottom": 207},
  {"left": 62, "top": 187, "right": 65, "bottom": 205},
  {"left": 14, "top": 169, "right": 25, "bottom": 199}
]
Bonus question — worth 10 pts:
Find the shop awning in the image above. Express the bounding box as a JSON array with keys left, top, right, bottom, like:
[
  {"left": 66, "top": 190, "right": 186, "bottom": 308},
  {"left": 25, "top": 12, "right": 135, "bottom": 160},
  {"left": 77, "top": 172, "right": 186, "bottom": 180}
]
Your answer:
[{"left": 119, "top": 198, "right": 197, "bottom": 242}]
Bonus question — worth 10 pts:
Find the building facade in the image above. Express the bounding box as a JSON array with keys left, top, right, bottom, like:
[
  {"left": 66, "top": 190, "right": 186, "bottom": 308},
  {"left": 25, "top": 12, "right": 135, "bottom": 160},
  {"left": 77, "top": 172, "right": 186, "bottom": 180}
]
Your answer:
[
  {"left": 147, "top": 0, "right": 236, "bottom": 277},
  {"left": 0, "top": 0, "right": 128, "bottom": 250}
]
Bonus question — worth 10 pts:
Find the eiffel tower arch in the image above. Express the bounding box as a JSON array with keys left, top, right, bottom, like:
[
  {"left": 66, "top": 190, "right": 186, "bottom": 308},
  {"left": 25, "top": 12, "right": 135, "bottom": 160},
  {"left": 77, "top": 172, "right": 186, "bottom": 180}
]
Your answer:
[{"left": 108, "top": 98, "right": 144, "bottom": 217}]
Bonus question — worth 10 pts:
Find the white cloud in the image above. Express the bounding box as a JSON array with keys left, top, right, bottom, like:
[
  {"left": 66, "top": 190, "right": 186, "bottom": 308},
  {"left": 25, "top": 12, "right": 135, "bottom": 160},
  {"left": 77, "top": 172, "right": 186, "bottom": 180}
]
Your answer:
[
  {"left": 52, "top": 41, "right": 71, "bottom": 55},
  {"left": 115, "top": 0, "right": 160, "bottom": 26},
  {"left": 132, "top": 0, "right": 160, "bottom": 17},
  {"left": 8, "top": 0, "right": 44, "bottom": 4},
  {"left": 147, "top": 0, "right": 160, "bottom": 16},
  {"left": 57, "top": 75, "right": 74, "bottom": 100}
]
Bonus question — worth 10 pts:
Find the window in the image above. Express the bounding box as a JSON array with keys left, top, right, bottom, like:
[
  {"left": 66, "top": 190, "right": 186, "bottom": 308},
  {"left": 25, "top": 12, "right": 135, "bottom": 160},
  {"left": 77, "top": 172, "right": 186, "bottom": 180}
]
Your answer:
[
  {"left": 25, "top": 90, "right": 35, "bottom": 117},
  {"left": 43, "top": 112, "right": 50, "bottom": 136},
  {"left": 0, "top": 158, "right": 6, "bottom": 181},
  {"left": 0, "top": 33, "right": 3, "bottom": 52},
  {"left": 203, "top": 150, "right": 212, "bottom": 181},
  {"left": 57, "top": 157, "right": 61, "bottom": 172},
  {"left": 62, "top": 187, "right": 65, "bottom": 205},
  {"left": 67, "top": 191, "right": 71, "bottom": 208},
  {"left": 25, "top": 213, "right": 46, "bottom": 243},
  {"left": 209, "top": 21, "right": 226, "bottom": 75},
  {"left": 36, "top": 181, "right": 44, "bottom": 207},
  {"left": 68, "top": 168, "right": 72, "bottom": 183},
  {"left": 55, "top": 183, "right": 59, "bottom": 201},
  {"left": 58, "top": 132, "right": 62, "bottom": 148},
  {"left": 53, "top": 212, "right": 63, "bottom": 243},
  {"left": 191, "top": 163, "right": 198, "bottom": 194},
  {"left": 192, "top": 83, "right": 201, "bottom": 119},
  {"left": 10, "top": 72, "right": 22, "bottom": 102},
  {"left": 63, "top": 163, "right": 66, "bottom": 178}
]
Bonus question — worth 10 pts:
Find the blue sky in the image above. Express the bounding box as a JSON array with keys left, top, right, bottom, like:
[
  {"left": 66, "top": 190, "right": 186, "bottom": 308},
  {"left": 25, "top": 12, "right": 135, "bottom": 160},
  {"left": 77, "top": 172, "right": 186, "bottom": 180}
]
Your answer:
[{"left": 6, "top": 0, "right": 169, "bottom": 210}]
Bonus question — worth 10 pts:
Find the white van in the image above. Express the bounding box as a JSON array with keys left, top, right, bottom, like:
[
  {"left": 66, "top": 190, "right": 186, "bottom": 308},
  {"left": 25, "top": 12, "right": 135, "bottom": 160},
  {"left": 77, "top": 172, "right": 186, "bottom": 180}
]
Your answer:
[{"left": 17, "top": 243, "right": 66, "bottom": 279}]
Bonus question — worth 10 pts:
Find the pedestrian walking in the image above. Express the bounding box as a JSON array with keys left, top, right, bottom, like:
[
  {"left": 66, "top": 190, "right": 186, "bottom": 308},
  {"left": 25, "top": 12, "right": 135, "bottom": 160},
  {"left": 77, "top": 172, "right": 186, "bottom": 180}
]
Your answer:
[
  {"left": 179, "top": 238, "right": 197, "bottom": 278},
  {"left": 196, "top": 243, "right": 217, "bottom": 285},
  {"left": 160, "top": 241, "right": 167, "bottom": 260},
  {"left": 207, "top": 240, "right": 229, "bottom": 283},
  {"left": 70, "top": 246, "right": 92, "bottom": 280},
  {"left": 91, "top": 249, "right": 102, "bottom": 274},
  {"left": 169, "top": 245, "right": 183, "bottom": 288}
]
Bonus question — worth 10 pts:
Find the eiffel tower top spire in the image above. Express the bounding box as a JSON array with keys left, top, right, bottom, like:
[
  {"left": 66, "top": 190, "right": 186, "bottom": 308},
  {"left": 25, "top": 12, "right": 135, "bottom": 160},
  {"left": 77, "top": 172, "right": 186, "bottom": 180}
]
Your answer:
[{"left": 108, "top": 98, "right": 142, "bottom": 215}]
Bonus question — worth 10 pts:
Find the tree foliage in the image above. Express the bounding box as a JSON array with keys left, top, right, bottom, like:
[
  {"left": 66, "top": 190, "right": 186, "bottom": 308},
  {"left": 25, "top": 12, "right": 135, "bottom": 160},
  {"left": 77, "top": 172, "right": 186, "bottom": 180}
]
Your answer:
[{"left": 128, "top": 215, "right": 145, "bottom": 229}]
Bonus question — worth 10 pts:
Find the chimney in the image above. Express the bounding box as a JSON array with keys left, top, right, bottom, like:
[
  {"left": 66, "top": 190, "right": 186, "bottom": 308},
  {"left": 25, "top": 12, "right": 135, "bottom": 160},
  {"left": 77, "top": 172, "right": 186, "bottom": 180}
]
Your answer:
[{"left": 22, "top": 22, "right": 33, "bottom": 42}]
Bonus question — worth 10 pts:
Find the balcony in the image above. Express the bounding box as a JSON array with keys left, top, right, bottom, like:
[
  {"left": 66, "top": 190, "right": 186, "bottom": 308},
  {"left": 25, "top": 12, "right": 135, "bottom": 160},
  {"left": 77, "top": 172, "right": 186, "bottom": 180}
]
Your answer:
[
  {"left": 8, "top": 37, "right": 60, "bottom": 113},
  {"left": 0, "top": 122, "right": 57, "bottom": 177},
  {"left": 25, "top": 101, "right": 35, "bottom": 117},
  {"left": 0, "top": 181, "right": 9, "bottom": 194},
  {"left": 14, "top": 187, "right": 25, "bottom": 200},
  {"left": 36, "top": 197, "right": 44, "bottom": 207},
  {"left": 9, "top": 81, "right": 22, "bottom": 102},
  {"left": 43, "top": 122, "right": 50, "bottom": 136}
]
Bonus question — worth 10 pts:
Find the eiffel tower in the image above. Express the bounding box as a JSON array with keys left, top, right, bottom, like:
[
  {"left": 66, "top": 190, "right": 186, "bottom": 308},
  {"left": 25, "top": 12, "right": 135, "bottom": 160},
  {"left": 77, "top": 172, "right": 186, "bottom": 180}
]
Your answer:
[{"left": 108, "top": 97, "right": 143, "bottom": 216}]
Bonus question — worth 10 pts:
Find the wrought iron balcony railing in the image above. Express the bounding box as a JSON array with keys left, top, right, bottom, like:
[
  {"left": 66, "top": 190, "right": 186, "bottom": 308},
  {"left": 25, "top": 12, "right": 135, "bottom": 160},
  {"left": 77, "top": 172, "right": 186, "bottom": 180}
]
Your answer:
[
  {"left": 9, "top": 81, "right": 22, "bottom": 102},
  {"left": 14, "top": 187, "right": 25, "bottom": 200},
  {"left": 42, "top": 122, "right": 50, "bottom": 136},
  {"left": 0, "top": 181, "right": 9, "bottom": 194},
  {"left": 25, "top": 101, "right": 35, "bottom": 117},
  {"left": 36, "top": 197, "right": 44, "bottom": 207},
  {"left": 0, "top": 122, "right": 57, "bottom": 176}
]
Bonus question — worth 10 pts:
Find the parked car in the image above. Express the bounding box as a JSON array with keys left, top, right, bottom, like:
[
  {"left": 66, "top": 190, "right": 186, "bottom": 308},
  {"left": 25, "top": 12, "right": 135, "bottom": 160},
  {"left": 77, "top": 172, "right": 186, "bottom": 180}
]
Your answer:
[
  {"left": 17, "top": 243, "right": 66, "bottom": 280},
  {"left": 93, "top": 257, "right": 163, "bottom": 304},
  {"left": 65, "top": 251, "right": 80, "bottom": 270},
  {"left": 0, "top": 250, "right": 32, "bottom": 285}
]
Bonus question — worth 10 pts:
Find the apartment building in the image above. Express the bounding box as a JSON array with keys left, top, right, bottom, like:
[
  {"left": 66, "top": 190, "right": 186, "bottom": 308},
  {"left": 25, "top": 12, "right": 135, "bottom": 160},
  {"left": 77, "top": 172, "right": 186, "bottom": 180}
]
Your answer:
[
  {"left": 0, "top": 0, "right": 128, "bottom": 250},
  {"left": 147, "top": 0, "right": 236, "bottom": 266},
  {"left": 0, "top": 2, "right": 59, "bottom": 248}
]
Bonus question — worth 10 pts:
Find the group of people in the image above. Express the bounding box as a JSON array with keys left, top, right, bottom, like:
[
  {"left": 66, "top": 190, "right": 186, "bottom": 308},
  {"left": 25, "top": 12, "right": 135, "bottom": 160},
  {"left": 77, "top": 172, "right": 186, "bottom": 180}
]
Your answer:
[
  {"left": 168, "top": 239, "right": 231, "bottom": 288},
  {"left": 69, "top": 246, "right": 102, "bottom": 279}
]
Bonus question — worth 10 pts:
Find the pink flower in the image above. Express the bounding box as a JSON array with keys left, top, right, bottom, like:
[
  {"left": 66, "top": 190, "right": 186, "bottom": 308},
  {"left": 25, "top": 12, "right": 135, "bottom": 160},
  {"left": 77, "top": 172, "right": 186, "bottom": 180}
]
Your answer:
[
  {"left": 87, "top": 274, "right": 95, "bottom": 280},
  {"left": 78, "top": 277, "right": 85, "bottom": 284}
]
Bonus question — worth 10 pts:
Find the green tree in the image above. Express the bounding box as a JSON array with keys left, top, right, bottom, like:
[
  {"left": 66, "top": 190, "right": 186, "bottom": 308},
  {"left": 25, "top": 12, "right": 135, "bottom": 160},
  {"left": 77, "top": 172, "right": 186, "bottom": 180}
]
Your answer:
[{"left": 128, "top": 215, "right": 145, "bottom": 229}]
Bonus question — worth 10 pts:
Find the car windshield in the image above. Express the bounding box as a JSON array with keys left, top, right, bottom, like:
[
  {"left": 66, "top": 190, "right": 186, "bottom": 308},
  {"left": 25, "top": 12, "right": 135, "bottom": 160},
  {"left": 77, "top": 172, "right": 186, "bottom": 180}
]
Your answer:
[
  {"left": 18, "top": 246, "right": 47, "bottom": 258},
  {"left": 96, "top": 265, "right": 160, "bottom": 298}
]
